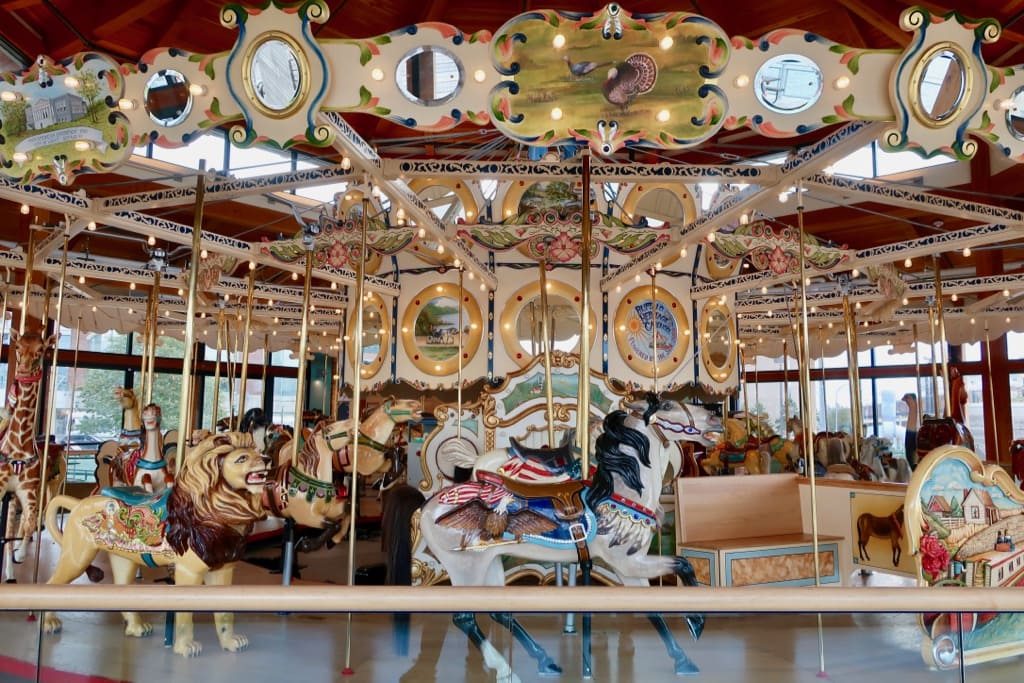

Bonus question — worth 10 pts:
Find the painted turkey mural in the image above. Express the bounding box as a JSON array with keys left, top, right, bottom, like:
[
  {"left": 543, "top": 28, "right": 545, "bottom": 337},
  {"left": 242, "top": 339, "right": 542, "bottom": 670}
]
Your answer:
[{"left": 602, "top": 53, "right": 658, "bottom": 110}]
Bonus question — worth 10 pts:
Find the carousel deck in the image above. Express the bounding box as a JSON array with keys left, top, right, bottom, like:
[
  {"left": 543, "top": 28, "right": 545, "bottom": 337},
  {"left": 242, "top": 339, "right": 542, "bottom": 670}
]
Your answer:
[{"left": 0, "top": 529, "right": 1018, "bottom": 683}]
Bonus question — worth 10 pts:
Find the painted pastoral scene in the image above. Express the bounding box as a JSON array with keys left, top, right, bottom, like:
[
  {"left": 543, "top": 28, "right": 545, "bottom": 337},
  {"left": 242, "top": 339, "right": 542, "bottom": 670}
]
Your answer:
[
  {"left": 905, "top": 446, "right": 1024, "bottom": 669},
  {"left": 412, "top": 296, "right": 469, "bottom": 362}
]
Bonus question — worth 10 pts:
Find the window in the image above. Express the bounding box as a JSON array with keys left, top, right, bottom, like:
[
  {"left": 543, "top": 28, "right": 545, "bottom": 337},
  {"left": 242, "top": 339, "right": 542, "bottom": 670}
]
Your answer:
[
  {"left": 49, "top": 367, "right": 126, "bottom": 442},
  {"left": 272, "top": 377, "right": 298, "bottom": 427}
]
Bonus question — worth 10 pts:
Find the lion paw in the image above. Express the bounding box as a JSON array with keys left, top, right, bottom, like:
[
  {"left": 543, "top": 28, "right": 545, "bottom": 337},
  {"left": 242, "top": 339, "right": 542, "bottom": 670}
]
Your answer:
[
  {"left": 220, "top": 633, "right": 249, "bottom": 652},
  {"left": 124, "top": 621, "right": 153, "bottom": 638},
  {"left": 43, "top": 614, "right": 63, "bottom": 634},
  {"left": 174, "top": 640, "right": 203, "bottom": 657}
]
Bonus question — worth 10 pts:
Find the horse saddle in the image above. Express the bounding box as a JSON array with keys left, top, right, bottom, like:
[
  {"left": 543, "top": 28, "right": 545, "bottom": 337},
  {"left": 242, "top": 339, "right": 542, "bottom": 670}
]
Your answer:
[
  {"left": 99, "top": 486, "right": 172, "bottom": 523},
  {"left": 477, "top": 470, "right": 586, "bottom": 521},
  {"left": 506, "top": 433, "right": 578, "bottom": 478}
]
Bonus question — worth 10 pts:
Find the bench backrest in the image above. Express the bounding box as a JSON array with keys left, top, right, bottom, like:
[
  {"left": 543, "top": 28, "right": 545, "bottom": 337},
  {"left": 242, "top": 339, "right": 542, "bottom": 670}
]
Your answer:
[{"left": 675, "top": 474, "right": 802, "bottom": 543}]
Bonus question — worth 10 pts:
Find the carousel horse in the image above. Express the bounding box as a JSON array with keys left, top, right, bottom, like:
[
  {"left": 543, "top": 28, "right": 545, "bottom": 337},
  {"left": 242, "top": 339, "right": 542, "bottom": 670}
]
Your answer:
[
  {"left": 438, "top": 394, "right": 721, "bottom": 485},
  {"left": 386, "top": 407, "right": 705, "bottom": 680},
  {"left": 762, "top": 434, "right": 799, "bottom": 473},
  {"left": 916, "top": 417, "right": 974, "bottom": 465},
  {"left": 94, "top": 386, "right": 145, "bottom": 493},
  {"left": 784, "top": 416, "right": 827, "bottom": 477},
  {"left": 111, "top": 403, "right": 172, "bottom": 494},
  {"left": 0, "top": 331, "right": 58, "bottom": 580},
  {"left": 706, "top": 416, "right": 762, "bottom": 474},
  {"left": 263, "top": 398, "right": 420, "bottom": 549},
  {"left": 240, "top": 407, "right": 274, "bottom": 453}
]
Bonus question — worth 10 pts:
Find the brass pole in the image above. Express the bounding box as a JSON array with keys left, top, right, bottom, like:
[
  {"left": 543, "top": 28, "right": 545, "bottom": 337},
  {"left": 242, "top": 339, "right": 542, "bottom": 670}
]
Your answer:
[
  {"left": 61, "top": 314, "right": 82, "bottom": 497},
  {"left": 236, "top": 267, "right": 257, "bottom": 429},
  {"left": 578, "top": 152, "right": 593, "bottom": 475},
  {"left": 913, "top": 323, "right": 922, "bottom": 419},
  {"left": 650, "top": 269, "right": 659, "bottom": 394},
  {"left": 143, "top": 271, "right": 161, "bottom": 405},
  {"left": 796, "top": 183, "right": 827, "bottom": 675},
  {"left": 32, "top": 226, "right": 69, "bottom": 584},
  {"left": 18, "top": 227, "right": 36, "bottom": 336},
  {"left": 225, "top": 319, "right": 235, "bottom": 427},
  {"left": 0, "top": 269, "right": 9, "bottom": 347},
  {"left": 293, "top": 251, "right": 315, "bottom": 450},
  {"left": 344, "top": 195, "right": 371, "bottom": 671},
  {"left": 261, "top": 332, "right": 270, "bottom": 411},
  {"left": 932, "top": 258, "right": 951, "bottom": 418},
  {"left": 210, "top": 308, "right": 224, "bottom": 432},
  {"left": 538, "top": 259, "right": 555, "bottom": 446},
  {"left": 138, "top": 275, "right": 154, "bottom": 403},
  {"left": 927, "top": 305, "right": 940, "bottom": 417},
  {"left": 175, "top": 163, "right": 207, "bottom": 473},
  {"left": 741, "top": 345, "right": 750, "bottom": 429},
  {"left": 985, "top": 324, "right": 1000, "bottom": 466},
  {"left": 783, "top": 339, "right": 790, "bottom": 430},
  {"left": 818, "top": 325, "right": 828, "bottom": 434},
  {"left": 457, "top": 266, "right": 465, "bottom": 439},
  {"left": 331, "top": 321, "right": 343, "bottom": 418},
  {"left": 35, "top": 277, "right": 54, "bottom": 434},
  {"left": 843, "top": 295, "right": 862, "bottom": 463}
]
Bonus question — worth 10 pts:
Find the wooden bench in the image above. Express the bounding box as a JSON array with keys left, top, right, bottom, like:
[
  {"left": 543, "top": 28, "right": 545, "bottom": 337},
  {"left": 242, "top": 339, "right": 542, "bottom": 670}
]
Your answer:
[{"left": 675, "top": 474, "right": 842, "bottom": 587}]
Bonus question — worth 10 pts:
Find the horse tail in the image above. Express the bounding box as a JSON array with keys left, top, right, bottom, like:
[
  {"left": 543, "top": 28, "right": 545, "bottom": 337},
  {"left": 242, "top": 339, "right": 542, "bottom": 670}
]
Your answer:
[{"left": 437, "top": 438, "right": 479, "bottom": 472}]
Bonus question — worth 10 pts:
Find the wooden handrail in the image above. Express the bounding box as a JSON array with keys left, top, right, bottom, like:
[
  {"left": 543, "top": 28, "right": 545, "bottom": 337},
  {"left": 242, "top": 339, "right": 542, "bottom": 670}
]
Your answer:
[{"left": 3, "top": 585, "right": 1022, "bottom": 614}]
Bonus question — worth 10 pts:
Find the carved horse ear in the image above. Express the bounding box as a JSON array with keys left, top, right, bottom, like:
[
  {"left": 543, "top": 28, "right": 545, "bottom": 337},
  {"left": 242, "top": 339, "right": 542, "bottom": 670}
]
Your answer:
[
  {"left": 9, "top": 330, "right": 18, "bottom": 344},
  {"left": 45, "top": 334, "right": 58, "bottom": 351}
]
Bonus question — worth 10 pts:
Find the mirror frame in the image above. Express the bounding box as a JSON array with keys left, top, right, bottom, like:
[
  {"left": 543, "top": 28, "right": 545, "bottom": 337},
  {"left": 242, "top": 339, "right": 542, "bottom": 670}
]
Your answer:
[
  {"left": 346, "top": 292, "right": 390, "bottom": 379},
  {"left": 613, "top": 286, "right": 688, "bottom": 378},
  {"left": 500, "top": 280, "right": 596, "bottom": 368},
  {"left": 395, "top": 45, "right": 465, "bottom": 107},
  {"left": 908, "top": 41, "right": 972, "bottom": 129},
  {"left": 143, "top": 69, "right": 193, "bottom": 127},
  {"left": 401, "top": 282, "right": 482, "bottom": 376},
  {"left": 699, "top": 300, "right": 737, "bottom": 382},
  {"left": 241, "top": 31, "right": 310, "bottom": 118}
]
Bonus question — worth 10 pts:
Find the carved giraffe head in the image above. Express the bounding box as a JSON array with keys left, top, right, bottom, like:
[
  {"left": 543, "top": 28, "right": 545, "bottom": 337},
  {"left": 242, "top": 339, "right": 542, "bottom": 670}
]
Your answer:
[{"left": 10, "top": 330, "right": 56, "bottom": 381}]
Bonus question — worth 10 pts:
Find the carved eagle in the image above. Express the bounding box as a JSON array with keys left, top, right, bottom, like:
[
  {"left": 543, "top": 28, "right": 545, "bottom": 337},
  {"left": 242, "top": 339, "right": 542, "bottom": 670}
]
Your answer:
[{"left": 437, "top": 495, "right": 557, "bottom": 542}]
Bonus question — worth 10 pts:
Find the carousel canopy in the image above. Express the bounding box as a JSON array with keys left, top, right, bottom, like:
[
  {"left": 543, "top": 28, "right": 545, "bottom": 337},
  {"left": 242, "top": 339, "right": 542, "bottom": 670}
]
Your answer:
[{"left": 0, "top": 0, "right": 1022, "bottom": 361}]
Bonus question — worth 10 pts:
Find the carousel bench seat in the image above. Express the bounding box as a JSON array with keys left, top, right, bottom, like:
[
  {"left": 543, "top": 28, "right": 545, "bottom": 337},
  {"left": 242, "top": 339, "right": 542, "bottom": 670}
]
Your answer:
[{"left": 675, "top": 474, "right": 842, "bottom": 587}]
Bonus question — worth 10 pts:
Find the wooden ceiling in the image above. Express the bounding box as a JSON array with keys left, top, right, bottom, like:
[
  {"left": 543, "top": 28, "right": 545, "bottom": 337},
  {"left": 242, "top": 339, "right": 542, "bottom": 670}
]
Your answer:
[{"left": 2, "top": 0, "right": 1024, "bottom": 301}]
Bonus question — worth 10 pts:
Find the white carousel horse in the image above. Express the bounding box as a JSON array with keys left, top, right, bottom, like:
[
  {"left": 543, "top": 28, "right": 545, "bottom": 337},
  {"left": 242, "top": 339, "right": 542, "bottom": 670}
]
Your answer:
[
  {"left": 439, "top": 394, "right": 722, "bottom": 485},
  {"left": 386, "top": 405, "right": 706, "bottom": 680},
  {"left": 263, "top": 398, "right": 420, "bottom": 548},
  {"left": 116, "top": 403, "right": 172, "bottom": 494}
]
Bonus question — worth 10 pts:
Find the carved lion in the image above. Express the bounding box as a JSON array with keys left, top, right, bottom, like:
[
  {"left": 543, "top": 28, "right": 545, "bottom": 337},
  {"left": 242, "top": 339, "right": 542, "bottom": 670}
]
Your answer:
[{"left": 43, "top": 432, "right": 270, "bottom": 657}]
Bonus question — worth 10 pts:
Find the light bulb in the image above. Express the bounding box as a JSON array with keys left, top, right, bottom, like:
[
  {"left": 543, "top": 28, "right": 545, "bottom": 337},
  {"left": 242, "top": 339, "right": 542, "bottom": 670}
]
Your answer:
[{"left": 904, "top": 257, "right": 912, "bottom": 268}]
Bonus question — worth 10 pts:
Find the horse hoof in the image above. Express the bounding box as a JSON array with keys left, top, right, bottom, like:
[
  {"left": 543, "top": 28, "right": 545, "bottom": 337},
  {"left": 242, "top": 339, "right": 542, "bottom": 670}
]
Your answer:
[
  {"left": 538, "top": 660, "right": 562, "bottom": 676},
  {"left": 675, "top": 660, "right": 700, "bottom": 676}
]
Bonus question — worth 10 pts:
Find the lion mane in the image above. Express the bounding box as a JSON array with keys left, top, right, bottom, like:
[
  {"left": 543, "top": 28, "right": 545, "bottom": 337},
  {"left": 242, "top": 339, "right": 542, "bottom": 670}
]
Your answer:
[{"left": 165, "top": 433, "right": 266, "bottom": 569}]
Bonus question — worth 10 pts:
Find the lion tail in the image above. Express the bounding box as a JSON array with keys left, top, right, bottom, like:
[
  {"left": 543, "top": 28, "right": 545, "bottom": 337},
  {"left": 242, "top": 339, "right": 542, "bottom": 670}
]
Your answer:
[{"left": 44, "top": 494, "right": 80, "bottom": 548}]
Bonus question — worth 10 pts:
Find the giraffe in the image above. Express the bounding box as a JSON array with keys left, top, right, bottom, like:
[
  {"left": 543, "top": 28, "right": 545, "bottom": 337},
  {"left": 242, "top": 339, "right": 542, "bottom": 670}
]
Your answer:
[{"left": 0, "top": 330, "right": 56, "bottom": 581}]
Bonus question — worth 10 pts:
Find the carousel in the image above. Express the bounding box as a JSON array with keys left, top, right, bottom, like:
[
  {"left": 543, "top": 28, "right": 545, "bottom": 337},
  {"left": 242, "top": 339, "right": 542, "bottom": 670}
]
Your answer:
[{"left": 2, "top": 1, "right": 1024, "bottom": 680}]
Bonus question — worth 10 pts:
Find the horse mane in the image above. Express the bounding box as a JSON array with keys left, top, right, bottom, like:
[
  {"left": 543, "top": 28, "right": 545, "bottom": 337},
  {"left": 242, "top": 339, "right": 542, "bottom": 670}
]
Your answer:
[
  {"left": 589, "top": 410, "right": 649, "bottom": 511},
  {"left": 296, "top": 424, "right": 324, "bottom": 473}
]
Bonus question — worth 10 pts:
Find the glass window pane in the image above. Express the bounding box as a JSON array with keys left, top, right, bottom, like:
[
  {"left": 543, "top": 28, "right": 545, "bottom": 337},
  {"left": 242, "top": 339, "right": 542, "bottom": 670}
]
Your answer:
[
  {"left": 872, "top": 377, "right": 919, "bottom": 459},
  {"left": 227, "top": 143, "right": 292, "bottom": 178},
  {"left": 961, "top": 341, "right": 982, "bottom": 362},
  {"left": 272, "top": 376, "right": 297, "bottom": 428},
  {"left": 198, "top": 375, "right": 233, "bottom": 432},
  {"left": 131, "top": 332, "right": 187, "bottom": 358},
  {"left": 874, "top": 341, "right": 937, "bottom": 366},
  {"left": 150, "top": 130, "right": 225, "bottom": 170},
  {"left": 148, "top": 372, "right": 183, "bottom": 434},
  {"left": 962, "top": 373, "right": 984, "bottom": 460},
  {"left": 59, "top": 328, "right": 129, "bottom": 353},
  {"left": 272, "top": 350, "right": 299, "bottom": 368},
  {"left": 51, "top": 367, "right": 125, "bottom": 442},
  {"left": 1012, "top": 373, "right": 1024, "bottom": 441},
  {"left": 1008, "top": 331, "right": 1024, "bottom": 360}
]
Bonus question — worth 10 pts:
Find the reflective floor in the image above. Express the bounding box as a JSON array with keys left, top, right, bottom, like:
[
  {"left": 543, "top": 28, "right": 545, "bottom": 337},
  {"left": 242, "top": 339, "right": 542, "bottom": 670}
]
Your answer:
[{"left": 1, "top": 525, "right": 1021, "bottom": 682}]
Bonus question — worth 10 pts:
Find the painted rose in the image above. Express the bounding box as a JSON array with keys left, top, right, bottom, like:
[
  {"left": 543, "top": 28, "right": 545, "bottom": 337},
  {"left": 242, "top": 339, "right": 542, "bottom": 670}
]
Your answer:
[
  {"left": 326, "top": 242, "right": 350, "bottom": 269},
  {"left": 546, "top": 231, "right": 579, "bottom": 263},
  {"left": 918, "top": 533, "right": 950, "bottom": 582}
]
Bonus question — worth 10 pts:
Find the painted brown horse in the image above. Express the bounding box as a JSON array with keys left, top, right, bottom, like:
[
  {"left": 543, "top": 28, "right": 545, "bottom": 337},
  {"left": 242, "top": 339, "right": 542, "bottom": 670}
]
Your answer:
[
  {"left": 917, "top": 417, "right": 974, "bottom": 465},
  {"left": 856, "top": 504, "right": 904, "bottom": 566}
]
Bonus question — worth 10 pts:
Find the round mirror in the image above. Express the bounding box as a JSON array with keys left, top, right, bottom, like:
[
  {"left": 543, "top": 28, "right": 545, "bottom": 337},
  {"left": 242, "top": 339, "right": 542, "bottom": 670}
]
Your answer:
[
  {"left": 613, "top": 286, "right": 688, "bottom": 378},
  {"left": 700, "top": 301, "right": 736, "bottom": 381},
  {"left": 754, "top": 54, "right": 823, "bottom": 114},
  {"left": 913, "top": 44, "right": 968, "bottom": 125},
  {"left": 396, "top": 46, "right": 463, "bottom": 106},
  {"left": 245, "top": 33, "right": 306, "bottom": 116},
  {"left": 500, "top": 280, "right": 596, "bottom": 367},
  {"left": 144, "top": 69, "right": 192, "bottom": 127},
  {"left": 1006, "top": 86, "right": 1024, "bottom": 139},
  {"left": 514, "top": 295, "right": 581, "bottom": 356},
  {"left": 347, "top": 292, "right": 389, "bottom": 378}
]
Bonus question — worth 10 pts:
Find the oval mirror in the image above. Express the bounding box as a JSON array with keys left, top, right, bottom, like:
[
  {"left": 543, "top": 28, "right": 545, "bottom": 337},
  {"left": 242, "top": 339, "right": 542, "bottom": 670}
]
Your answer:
[
  {"left": 500, "top": 280, "right": 596, "bottom": 367},
  {"left": 1006, "top": 86, "right": 1024, "bottom": 139},
  {"left": 396, "top": 46, "right": 464, "bottom": 106},
  {"left": 915, "top": 47, "right": 966, "bottom": 123},
  {"left": 754, "top": 54, "right": 823, "bottom": 114},
  {"left": 246, "top": 35, "right": 305, "bottom": 114},
  {"left": 700, "top": 301, "right": 736, "bottom": 381},
  {"left": 347, "top": 292, "right": 389, "bottom": 378},
  {"left": 144, "top": 69, "right": 192, "bottom": 127}
]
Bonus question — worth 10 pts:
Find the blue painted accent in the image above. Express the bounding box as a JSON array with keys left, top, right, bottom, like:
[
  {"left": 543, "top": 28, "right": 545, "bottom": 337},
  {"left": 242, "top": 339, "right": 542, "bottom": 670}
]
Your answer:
[
  {"left": 100, "top": 487, "right": 172, "bottom": 522},
  {"left": 680, "top": 548, "right": 718, "bottom": 586},
  {"left": 135, "top": 458, "right": 166, "bottom": 470},
  {"left": 141, "top": 553, "right": 158, "bottom": 569}
]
